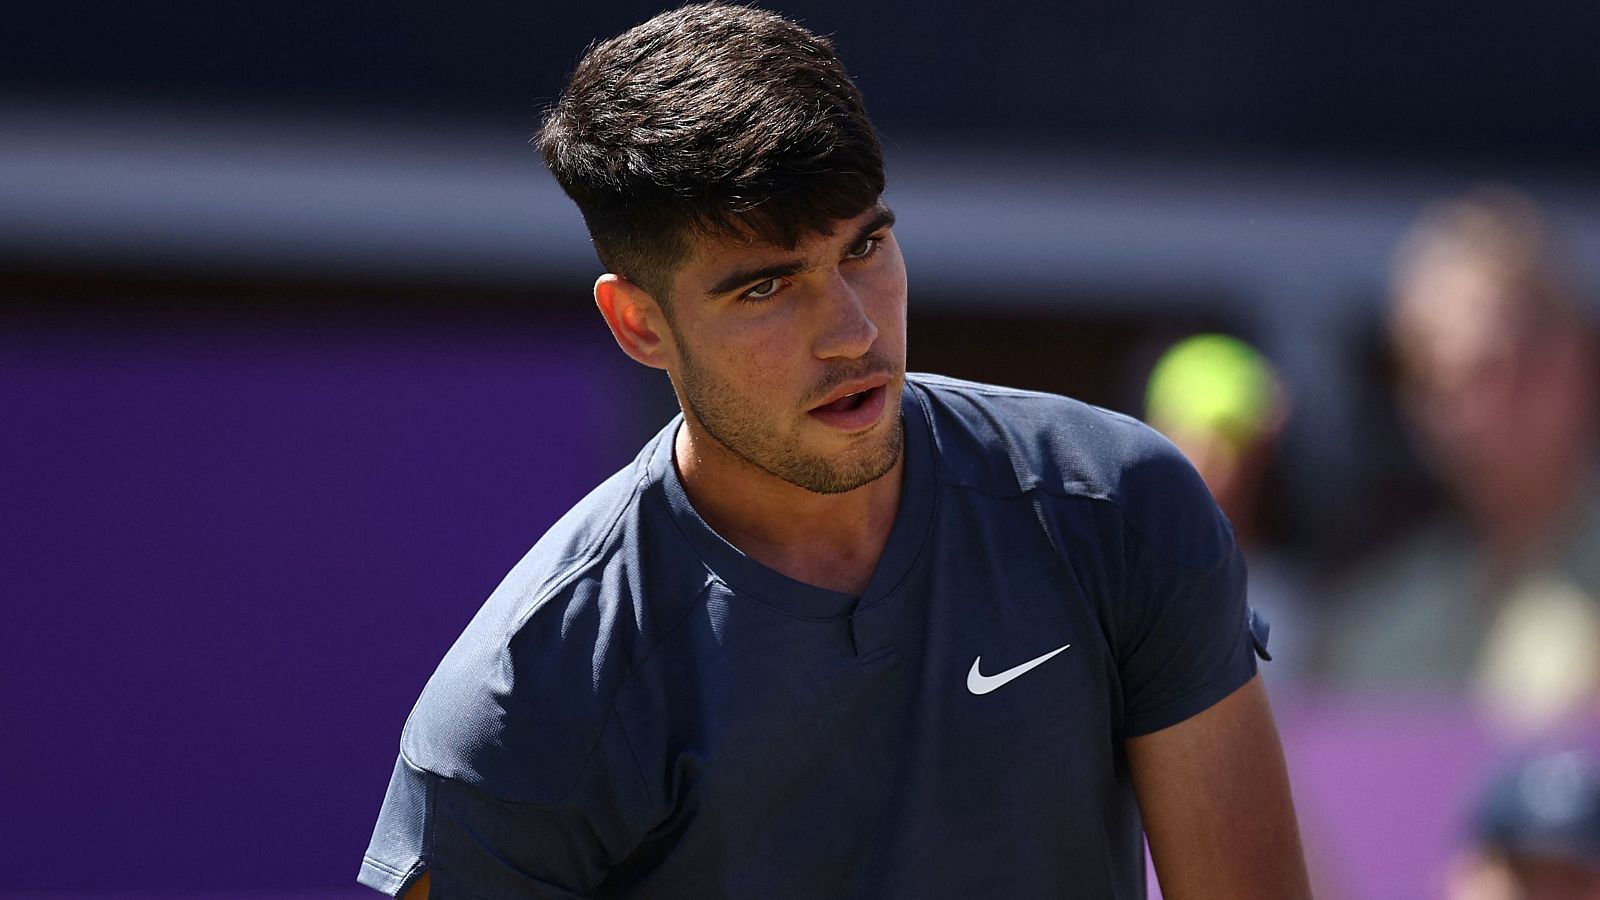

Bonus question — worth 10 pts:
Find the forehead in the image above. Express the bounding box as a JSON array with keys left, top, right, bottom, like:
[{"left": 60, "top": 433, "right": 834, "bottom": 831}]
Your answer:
[{"left": 1394, "top": 299, "right": 1514, "bottom": 393}]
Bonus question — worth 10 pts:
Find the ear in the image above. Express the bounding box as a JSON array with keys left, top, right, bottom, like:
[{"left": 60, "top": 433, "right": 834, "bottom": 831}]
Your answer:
[{"left": 595, "top": 274, "right": 672, "bottom": 370}]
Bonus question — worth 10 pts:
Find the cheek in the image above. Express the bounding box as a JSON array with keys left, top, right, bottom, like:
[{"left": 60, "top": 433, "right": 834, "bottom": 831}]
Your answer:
[
  {"left": 867, "top": 267, "right": 909, "bottom": 344},
  {"left": 693, "top": 326, "right": 797, "bottom": 395},
  {"left": 682, "top": 306, "right": 784, "bottom": 362}
]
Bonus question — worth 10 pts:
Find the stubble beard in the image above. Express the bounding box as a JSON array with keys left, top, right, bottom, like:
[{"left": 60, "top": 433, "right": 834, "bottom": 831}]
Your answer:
[{"left": 675, "top": 342, "right": 904, "bottom": 495}]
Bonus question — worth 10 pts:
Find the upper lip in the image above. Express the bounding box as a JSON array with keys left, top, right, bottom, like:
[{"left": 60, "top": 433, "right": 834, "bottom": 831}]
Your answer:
[{"left": 809, "top": 374, "right": 891, "bottom": 411}]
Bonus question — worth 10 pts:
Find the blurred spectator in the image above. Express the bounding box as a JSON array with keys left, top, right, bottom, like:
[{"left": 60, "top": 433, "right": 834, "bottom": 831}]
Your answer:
[
  {"left": 1319, "top": 187, "right": 1600, "bottom": 734},
  {"left": 1145, "top": 333, "right": 1310, "bottom": 681},
  {"left": 1448, "top": 749, "right": 1600, "bottom": 900}
]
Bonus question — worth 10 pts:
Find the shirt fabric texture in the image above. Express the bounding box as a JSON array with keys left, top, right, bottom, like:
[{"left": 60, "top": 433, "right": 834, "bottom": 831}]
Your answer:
[{"left": 359, "top": 374, "right": 1261, "bottom": 899}]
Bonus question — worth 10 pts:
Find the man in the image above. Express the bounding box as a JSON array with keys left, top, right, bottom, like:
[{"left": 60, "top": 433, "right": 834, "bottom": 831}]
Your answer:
[
  {"left": 359, "top": 5, "right": 1309, "bottom": 897},
  {"left": 1319, "top": 188, "right": 1600, "bottom": 734}
]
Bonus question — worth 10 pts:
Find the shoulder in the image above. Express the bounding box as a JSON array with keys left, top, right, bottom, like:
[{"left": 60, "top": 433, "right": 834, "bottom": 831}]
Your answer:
[
  {"left": 400, "top": 428, "right": 711, "bottom": 804},
  {"left": 908, "top": 373, "right": 1227, "bottom": 569}
]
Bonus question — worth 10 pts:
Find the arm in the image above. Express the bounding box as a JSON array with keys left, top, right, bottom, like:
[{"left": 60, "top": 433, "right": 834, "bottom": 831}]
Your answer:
[{"left": 1127, "top": 674, "right": 1311, "bottom": 900}]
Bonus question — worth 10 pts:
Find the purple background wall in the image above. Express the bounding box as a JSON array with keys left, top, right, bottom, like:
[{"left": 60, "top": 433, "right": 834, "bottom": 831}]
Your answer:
[{"left": 2, "top": 314, "right": 648, "bottom": 892}]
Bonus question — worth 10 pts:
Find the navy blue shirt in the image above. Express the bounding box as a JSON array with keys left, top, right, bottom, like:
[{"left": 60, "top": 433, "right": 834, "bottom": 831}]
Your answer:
[{"left": 359, "top": 374, "right": 1260, "bottom": 899}]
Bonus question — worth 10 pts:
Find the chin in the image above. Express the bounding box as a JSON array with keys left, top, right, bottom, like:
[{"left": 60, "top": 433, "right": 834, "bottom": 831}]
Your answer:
[{"left": 796, "top": 416, "right": 903, "bottom": 495}]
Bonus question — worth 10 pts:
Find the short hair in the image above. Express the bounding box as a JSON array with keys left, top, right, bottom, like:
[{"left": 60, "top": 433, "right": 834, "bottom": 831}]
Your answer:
[{"left": 537, "top": 3, "right": 886, "bottom": 305}]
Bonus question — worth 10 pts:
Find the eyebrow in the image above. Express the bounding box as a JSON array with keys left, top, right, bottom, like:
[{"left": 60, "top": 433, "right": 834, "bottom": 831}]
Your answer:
[{"left": 704, "top": 205, "right": 898, "bottom": 298}]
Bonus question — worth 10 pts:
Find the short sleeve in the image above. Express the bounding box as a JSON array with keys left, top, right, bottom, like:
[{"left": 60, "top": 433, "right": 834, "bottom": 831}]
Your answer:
[
  {"left": 357, "top": 708, "right": 655, "bottom": 899},
  {"left": 1108, "top": 449, "right": 1260, "bottom": 738},
  {"left": 1117, "top": 537, "right": 1257, "bottom": 736},
  {"left": 359, "top": 756, "right": 434, "bottom": 896}
]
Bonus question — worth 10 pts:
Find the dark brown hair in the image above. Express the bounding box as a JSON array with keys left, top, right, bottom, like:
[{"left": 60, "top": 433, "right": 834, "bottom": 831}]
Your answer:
[{"left": 537, "top": 3, "right": 885, "bottom": 306}]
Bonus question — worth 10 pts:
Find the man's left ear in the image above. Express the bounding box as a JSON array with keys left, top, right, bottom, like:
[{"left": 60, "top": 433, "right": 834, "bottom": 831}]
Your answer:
[{"left": 594, "top": 274, "right": 672, "bottom": 371}]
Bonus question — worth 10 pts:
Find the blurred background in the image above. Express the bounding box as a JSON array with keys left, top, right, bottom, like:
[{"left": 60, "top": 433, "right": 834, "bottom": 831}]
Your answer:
[{"left": 8, "top": 1, "right": 1600, "bottom": 898}]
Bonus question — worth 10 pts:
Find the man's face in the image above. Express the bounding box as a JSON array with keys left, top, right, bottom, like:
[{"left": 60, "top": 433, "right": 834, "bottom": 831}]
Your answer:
[
  {"left": 1393, "top": 257, "right": 1594, "bottom": 510},
  {"left": 658, "top": 204, "right": 908, "bottom": 494}
]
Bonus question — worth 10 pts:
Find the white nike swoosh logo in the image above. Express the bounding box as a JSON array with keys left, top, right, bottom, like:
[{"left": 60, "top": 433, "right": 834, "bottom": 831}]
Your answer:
[{"left": 966, "top": 643, "right": 1072, "bottom": 695}]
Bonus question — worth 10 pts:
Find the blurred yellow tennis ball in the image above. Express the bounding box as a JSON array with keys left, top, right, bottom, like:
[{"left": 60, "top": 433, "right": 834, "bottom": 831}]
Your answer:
[{"left": 1145, "top": 334, "right": 1278, "bottom": 450}]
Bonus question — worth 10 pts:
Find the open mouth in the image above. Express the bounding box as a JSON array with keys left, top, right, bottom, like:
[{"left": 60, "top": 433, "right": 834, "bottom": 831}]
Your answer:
[
  {"left": 814, "top": 387, "right": 877, "bottom": 414},
  {"left": 808, "top": 384, "right": 888, "bottom": 430}
]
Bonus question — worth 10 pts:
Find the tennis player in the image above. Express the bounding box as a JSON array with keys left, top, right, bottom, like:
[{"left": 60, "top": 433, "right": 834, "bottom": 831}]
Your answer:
[{"left": 358, "top": 5, "right": 1310, "bottom": 897}]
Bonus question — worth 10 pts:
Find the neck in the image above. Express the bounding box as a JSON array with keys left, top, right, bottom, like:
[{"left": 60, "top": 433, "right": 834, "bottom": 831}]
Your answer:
[{"left": 674, "top": 422, "right": 903, "bottom": 596}]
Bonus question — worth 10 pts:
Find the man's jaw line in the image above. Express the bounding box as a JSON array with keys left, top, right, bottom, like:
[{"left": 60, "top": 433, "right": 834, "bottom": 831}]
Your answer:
[{"left": 677, "top": 404, "right": 904, "bottom": 498}]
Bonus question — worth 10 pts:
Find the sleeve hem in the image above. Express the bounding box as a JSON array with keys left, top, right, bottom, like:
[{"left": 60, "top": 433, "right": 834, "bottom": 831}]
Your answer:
[
  {"left": 358, "top": 857, "right": 426, "bottom": 897},
  {"left": 1122, "top": 655, "right": 1257, "bottom": 738}
]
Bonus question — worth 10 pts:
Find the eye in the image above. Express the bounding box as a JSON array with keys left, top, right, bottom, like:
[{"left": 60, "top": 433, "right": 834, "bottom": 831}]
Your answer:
[
  {"left": 845, "top": 237, "right": 880, "bottom": 260},
  {"left": 742, "top": 278, "right": 782, "bottom": 301}
]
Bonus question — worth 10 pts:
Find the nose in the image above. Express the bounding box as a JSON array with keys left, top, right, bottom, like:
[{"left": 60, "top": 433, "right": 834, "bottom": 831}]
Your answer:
[{"left": 812, "top": 273, "right": 878, "bottom": 360}]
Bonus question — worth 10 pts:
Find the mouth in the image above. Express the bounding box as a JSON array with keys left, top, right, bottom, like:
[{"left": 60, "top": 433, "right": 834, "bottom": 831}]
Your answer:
[
  {"left": 808, "top": 378, "right": 892, "bottom": 431},
  {"left": 813, "top": 386, "right": 877, "bottom": 413}
]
